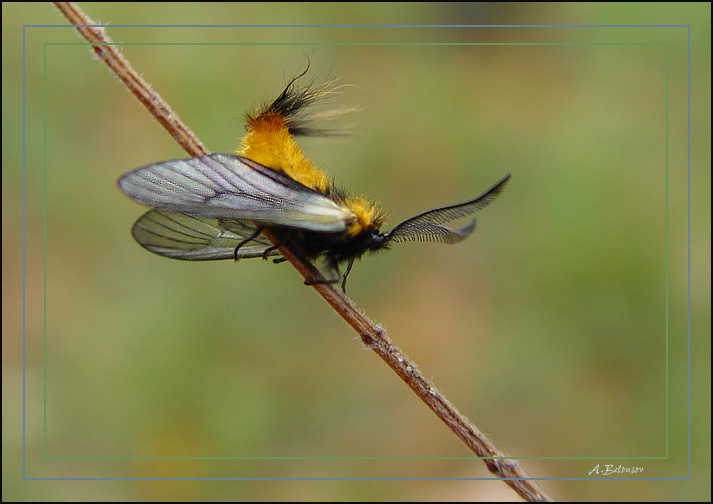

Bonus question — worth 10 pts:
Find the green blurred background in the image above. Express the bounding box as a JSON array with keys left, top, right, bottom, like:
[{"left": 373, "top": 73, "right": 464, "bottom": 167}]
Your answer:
[{"left": 4, "top": 2, "right": 710, "bottom": 501}]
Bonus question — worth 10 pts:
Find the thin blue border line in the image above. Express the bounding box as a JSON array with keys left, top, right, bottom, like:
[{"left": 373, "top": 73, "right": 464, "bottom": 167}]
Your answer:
[
  {"left": 24, "top": 22, "right": 688, "bottom": 480},
  {"left": 20, "top": 476, "right": 690, "bottom": 481},
  {"left": 22, "top": 23, "right": 691, "bottom": 482},
  {"left": 22, "top": 20, "right": 27, "bottom": 483}
]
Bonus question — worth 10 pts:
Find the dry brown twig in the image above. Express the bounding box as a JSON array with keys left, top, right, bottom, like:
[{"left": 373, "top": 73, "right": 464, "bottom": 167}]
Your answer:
[{"left": 53, "top": 2, "right": 553, "bottom": 501}]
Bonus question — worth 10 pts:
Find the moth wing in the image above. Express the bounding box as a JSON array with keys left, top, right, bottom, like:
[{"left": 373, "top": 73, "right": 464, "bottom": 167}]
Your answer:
[
  {"left": 131, "top": 209, "right": 279, "bottom": 260},
  {"left": 118, "top": 153, "right": 353, "bottom": 232}
]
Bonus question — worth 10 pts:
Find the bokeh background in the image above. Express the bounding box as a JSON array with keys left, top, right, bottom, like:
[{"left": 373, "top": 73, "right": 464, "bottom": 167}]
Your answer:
[{"left": 4, "top": 2, "right": 710, "bottom": 501}]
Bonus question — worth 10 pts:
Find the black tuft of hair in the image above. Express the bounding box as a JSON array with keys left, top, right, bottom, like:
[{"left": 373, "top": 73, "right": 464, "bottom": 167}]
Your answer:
[{"left": 256, "top": 65, "right": 348, "bottom": 137}]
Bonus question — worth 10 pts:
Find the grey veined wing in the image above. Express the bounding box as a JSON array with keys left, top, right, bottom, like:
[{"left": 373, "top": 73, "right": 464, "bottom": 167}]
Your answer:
[
  {"left": 118, "top": 153, "right": 354, "bottom": 233},
  {"left": 385, "top": 174, "right": 511, "bottom": 244},
  {"left": 131, "top": 210, "right": 280, "bottom": 260}
]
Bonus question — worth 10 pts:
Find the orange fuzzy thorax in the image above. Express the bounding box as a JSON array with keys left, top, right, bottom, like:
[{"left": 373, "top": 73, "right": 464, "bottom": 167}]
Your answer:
[
  {"left": 343, "top": 196, "right": 385, "bottom": 236},
  {"left": 237, "top": 112, "right": 330, "bottom": 193}
]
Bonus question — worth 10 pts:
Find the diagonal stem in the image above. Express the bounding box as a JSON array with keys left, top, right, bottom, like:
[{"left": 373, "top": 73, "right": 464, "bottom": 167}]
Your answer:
[{"left": 54, "top": 3, "right": 553, "bottom": 501}]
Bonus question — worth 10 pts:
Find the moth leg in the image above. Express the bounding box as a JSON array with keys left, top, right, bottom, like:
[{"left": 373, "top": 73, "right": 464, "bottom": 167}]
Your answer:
[
  {"left": 262, "top": 241, "right": 282, "bottom": 261},
  {"left": 304, "top": 258, "right": 341, "bottom": 287},
  {"left": 340, "top": 258, "right": 356, "bottom": 293},
  {"left": 233, "top": 225, "right": 264, "bottom": 261}
]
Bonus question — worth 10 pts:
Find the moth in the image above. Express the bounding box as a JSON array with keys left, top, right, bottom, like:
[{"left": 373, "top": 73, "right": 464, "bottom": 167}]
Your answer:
[{"left": 118, "top": 72, "right": 510, "bottom": 290}]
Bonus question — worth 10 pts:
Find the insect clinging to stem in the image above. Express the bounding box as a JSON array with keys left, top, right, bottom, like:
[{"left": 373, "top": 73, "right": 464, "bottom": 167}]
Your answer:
[{"left": 118, "top": 70, "right": 511, "bottom": 291}]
